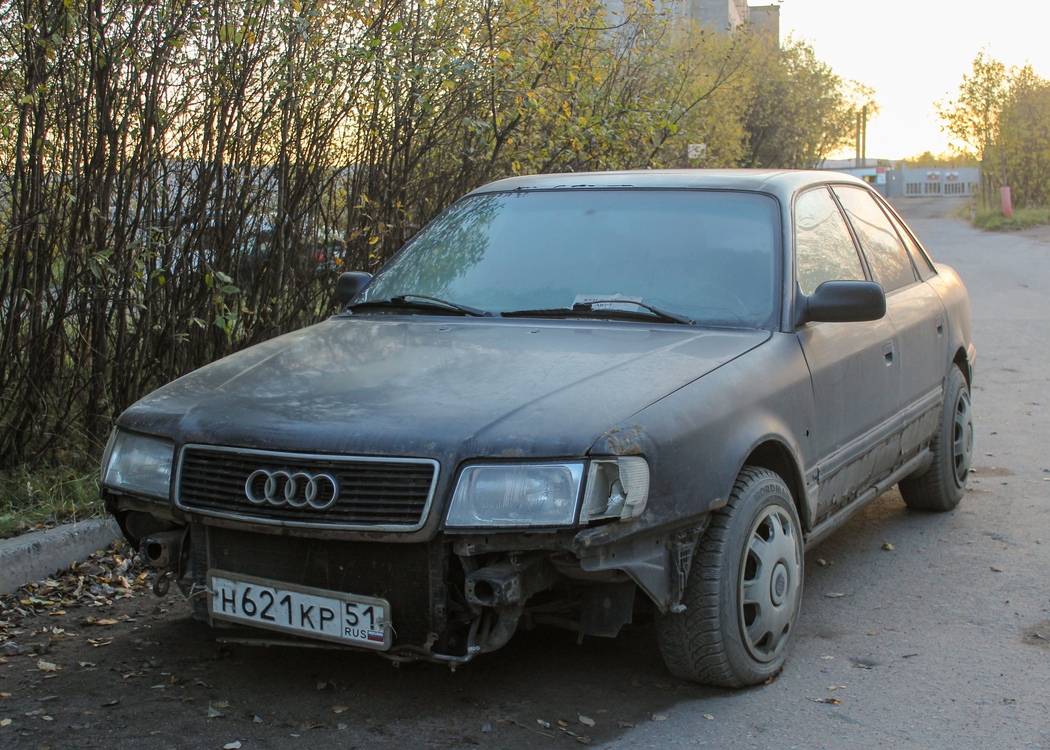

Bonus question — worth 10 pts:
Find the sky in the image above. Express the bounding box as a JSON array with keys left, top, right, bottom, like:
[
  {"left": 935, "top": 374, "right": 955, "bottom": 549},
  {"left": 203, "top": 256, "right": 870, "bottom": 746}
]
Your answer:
[{"left": 772, "top": 0, "right": 1050, "bottom": 159}]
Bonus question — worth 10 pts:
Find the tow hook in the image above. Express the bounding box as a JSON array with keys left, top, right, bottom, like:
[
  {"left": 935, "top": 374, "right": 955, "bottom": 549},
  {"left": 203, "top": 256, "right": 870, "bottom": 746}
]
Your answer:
[
  {"left": 141, "top": 529, "right": 186, "bottom": 597},
  {"left": 153, "top": 570, "right": 174, "bottom": 597}
]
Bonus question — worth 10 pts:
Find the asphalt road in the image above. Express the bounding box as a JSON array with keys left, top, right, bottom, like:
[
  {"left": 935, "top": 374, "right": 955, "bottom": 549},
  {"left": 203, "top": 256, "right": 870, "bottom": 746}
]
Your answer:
[{"left": 1, "top": 197, "right": 1047, "bottom": 750}]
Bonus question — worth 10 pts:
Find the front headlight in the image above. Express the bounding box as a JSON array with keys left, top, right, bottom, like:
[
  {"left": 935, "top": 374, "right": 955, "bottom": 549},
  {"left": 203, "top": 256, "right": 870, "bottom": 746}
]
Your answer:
[
  {"left": 101, "top": 430, "right": 175, "bottom": 500},
  {"left": 446, "top": 462, "right": 584, "bottom": 528}
]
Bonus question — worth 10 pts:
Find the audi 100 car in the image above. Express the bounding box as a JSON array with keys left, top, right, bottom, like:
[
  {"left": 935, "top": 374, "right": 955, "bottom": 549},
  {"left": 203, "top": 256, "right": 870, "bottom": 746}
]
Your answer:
[{"left": 101, "top": 170, "right": 974, "bottom": 687}]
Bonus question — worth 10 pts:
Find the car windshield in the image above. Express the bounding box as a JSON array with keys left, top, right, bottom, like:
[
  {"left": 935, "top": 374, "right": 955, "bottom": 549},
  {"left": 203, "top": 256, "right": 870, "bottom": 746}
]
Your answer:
[{"left": 357, "top": 189, "right": 780, "bottom": 328}]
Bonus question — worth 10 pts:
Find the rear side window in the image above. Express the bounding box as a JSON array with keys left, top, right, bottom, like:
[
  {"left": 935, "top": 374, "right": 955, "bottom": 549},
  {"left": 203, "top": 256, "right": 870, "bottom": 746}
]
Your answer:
[
  {"left": 833, "top": 186, "right": 917, "bottom": 293},
  {"left": 794, "top": 187, "right": 865, "bottom": 296}
]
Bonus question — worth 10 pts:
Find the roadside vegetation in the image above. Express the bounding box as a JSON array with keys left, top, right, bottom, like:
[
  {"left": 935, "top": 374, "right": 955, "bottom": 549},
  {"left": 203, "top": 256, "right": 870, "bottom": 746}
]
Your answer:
[
  {"left": 0, "top": 465, "right": 100, "bottom": 539},
  {"left": 0, "top": 0, "right": 873, "bottom": 525},
  {"left": 972, "top": 207, "right": 1050, "bottom": 232}
]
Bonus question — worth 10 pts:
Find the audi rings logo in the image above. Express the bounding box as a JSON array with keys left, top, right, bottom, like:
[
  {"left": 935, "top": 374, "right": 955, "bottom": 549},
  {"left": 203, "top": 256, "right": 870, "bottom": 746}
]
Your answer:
[{"left": 245, "top": 469, "right": 340, "bottom": 510}]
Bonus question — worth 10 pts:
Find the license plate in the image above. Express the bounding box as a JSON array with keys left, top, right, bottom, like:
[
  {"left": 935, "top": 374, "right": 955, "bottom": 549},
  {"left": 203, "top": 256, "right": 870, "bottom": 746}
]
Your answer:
[{"left": 207, "top": 570, "right": 392, "bottom": 650}]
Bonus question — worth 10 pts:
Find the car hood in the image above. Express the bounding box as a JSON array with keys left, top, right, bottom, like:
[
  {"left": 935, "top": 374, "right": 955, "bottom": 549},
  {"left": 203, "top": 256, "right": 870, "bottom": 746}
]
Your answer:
[{"left": 120, "top": 317, "right": 770, "bottom": 459}]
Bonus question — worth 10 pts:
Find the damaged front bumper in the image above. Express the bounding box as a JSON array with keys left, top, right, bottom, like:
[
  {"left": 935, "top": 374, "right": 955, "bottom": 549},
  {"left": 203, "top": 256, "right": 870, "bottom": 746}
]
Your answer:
[{"left": 109, "top": 491, "right": 708, "bottom": 666}]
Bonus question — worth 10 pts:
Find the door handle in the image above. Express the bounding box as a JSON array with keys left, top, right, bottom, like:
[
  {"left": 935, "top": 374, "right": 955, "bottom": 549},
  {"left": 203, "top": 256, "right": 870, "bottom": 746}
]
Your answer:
[{"left": 882, "top": 340, "right": 894, "bottom": 365}]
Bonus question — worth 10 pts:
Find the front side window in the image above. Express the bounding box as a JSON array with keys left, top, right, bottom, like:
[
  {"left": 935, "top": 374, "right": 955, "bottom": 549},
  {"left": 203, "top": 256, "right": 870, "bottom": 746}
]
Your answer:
[
  {"left": 794, "top": 187, "right": 865, "bottom": 296},
  {"left": 359, "top": 189, "right": 781, "bottom": 328},
  {"left": 833, "top": 186, "right": 917, "bottom": 293}
]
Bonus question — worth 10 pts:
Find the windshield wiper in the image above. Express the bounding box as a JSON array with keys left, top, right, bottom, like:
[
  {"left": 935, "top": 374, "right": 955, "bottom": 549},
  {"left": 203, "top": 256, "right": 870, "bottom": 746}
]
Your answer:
[
  {"left": 503, "top": 300, "right": 695, "bottom": 325},
  {"left": 347, "top": 294, "right": 494, "bottom": 318}
]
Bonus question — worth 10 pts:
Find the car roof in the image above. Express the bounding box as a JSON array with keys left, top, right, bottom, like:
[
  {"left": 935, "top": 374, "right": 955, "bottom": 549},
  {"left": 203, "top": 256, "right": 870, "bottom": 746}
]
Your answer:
[{"left": 468, "top": 169, "right": 869, "bottom": 201}]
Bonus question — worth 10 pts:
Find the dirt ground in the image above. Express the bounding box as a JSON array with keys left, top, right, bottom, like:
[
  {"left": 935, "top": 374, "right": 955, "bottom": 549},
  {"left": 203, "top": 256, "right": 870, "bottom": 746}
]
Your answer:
[{"left": 0, "top": 547, "right": 712, "bottom": 749}]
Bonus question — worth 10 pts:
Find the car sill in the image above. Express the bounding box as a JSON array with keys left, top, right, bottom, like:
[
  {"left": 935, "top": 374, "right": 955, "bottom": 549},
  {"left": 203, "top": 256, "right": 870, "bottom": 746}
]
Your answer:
[{"left": 804, "top": 448, "right": 934, "bottom": 549}]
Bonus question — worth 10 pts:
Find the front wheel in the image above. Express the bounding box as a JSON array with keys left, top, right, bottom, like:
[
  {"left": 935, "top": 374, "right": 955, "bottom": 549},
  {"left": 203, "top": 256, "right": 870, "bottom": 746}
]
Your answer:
[
  {"left": 899, "top": 364, "right": 973, "bottom": 512},
  {"left": 656, "top": 466, "right": 803, "bottom": 687}
]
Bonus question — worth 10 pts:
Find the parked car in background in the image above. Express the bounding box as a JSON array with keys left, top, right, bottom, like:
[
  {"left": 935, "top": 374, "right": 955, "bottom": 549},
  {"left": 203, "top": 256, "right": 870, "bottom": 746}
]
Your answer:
[{"left": 101, "top": 170, "right": 974, "bottom": 687}]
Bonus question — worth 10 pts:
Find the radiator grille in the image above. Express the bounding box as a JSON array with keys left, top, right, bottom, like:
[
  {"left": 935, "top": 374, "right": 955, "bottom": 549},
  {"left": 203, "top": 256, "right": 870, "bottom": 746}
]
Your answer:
[{"left": 176, "top": 445, "right": 438, "bottom": 531}]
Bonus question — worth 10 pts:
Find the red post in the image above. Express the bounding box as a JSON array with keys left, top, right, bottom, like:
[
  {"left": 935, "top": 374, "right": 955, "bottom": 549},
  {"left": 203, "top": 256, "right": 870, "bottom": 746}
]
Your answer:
[{"left": 1001, "top": 186, "right": 1013, "bottom": 218}]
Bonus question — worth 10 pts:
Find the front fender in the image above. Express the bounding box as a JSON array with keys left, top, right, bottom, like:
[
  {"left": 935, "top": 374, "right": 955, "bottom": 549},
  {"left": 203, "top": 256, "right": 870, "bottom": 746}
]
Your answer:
[{"left": 588, "top": 332, "right": 813, "bottom": 524}]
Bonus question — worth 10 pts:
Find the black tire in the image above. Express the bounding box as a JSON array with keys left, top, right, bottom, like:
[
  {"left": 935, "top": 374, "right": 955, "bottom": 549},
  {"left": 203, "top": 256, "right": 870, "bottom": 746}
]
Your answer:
[
  {"left": 655, "top": 466, "right": 803, "bottom": 687},
  {"left": 899, "top": 364, "right": 973, "bottom": 512}
]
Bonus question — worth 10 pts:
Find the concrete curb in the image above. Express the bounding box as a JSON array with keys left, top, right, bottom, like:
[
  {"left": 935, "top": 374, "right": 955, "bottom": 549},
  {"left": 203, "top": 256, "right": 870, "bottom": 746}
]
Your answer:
[{"left": 0, "top": 518, "right": 121, "bottom": 595}]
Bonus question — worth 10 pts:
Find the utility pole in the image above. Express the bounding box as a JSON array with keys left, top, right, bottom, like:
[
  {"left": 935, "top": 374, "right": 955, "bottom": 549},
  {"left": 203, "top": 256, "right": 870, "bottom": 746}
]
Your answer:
[
  {"left": 855, "top": 105, "right": 868, "bottom": 169},
  {"left": 862, "top": 104, "right": 868, "bottom": 165}
]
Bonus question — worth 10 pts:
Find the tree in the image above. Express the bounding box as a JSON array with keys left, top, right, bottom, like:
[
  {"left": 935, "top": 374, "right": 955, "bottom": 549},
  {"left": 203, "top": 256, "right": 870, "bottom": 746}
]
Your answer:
[
  {"left": 936, "top": 51, "right": 1008, "bottom": 161},
  {"left": 738, "top": 37, "right": 863, "bottom": 169},
  {"left": 998, "top": 66, "right": 1050, "bottom": 207}
]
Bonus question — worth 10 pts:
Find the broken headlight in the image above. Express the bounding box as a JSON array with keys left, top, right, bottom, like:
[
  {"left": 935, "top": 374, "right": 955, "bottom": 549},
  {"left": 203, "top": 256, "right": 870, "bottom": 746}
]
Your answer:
[{"left": 580, "top": 456, "right": 650, "bottom": 522}]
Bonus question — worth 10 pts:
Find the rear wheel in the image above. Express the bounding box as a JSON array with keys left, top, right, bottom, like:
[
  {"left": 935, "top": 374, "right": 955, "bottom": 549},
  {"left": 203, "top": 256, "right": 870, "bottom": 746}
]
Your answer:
[
  {"left": 899, "top": 364, "right": 973, "bottom": 512},
  {"left": 656, "top": 466, "right": 803, "bottom": 687}
]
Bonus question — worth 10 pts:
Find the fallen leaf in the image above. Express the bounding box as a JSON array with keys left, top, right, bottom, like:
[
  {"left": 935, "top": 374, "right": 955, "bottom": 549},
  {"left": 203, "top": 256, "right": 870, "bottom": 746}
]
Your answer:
[
  {"left": 578, "top": 714, "right": 595, "bottom": 727},
  {"left": 825, "top": 592, "right": 847, "bottom": 599},
  {"left": 94, "top": 620, "right": 118, "bottom": 627},
  {"left": 331, "top": 705, "right": 349, "bottom": 714},
  {"left": 990, "top": 566, "right": 1003, "bottom": 573},
  {"left": 37, "top": 660, "right": 59, "bottom": 672},
  {"left": 881, "top": 542, "right": 894, "bottom": 551},
  {"left": 617, "top": 721, "right": 636, "bottom": 729},
  {"left": 536, "top": 719, "right": 551, "bottom": 729},
  {"left": 807, "top": 696, "right": 840, "bottom": 705},
  {"left": 703, "top": 713, "right": 714, "bottom": 720},
  {"left": 0, "top": 718, "right": 11, "bottom": 727},
  {"left": 207, "top": 706, "right": 223, "bottom": 718},
  {"left": 651, "top": 713, "right": 669, "bottom": 722},
  {"left": 816, "top": 558, "right": 830, "bottom": 566},
  {"left": 868, "top": 631, "right": 878, "bottom": 636},
  {"left": 223, "top": 743, "right": 242, "bottom": 750},
  {"left": 0, "top": 693, "right": 10, "bottom": 698}
]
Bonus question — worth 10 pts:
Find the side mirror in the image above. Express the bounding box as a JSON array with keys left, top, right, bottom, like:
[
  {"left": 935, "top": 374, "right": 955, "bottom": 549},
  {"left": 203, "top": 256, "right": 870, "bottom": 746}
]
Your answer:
[
  {"left": 800, "top": 280, "right": 886, "bottom": 324},
  {"left": 335, "top": 271, "right": 373, "bottom": 305}
]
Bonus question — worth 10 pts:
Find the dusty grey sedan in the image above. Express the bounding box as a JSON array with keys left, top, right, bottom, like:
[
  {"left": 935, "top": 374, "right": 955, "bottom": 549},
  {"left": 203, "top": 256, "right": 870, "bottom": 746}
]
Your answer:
[{"left": 101, "top": 170, "right": 974, "bottom": 687}]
